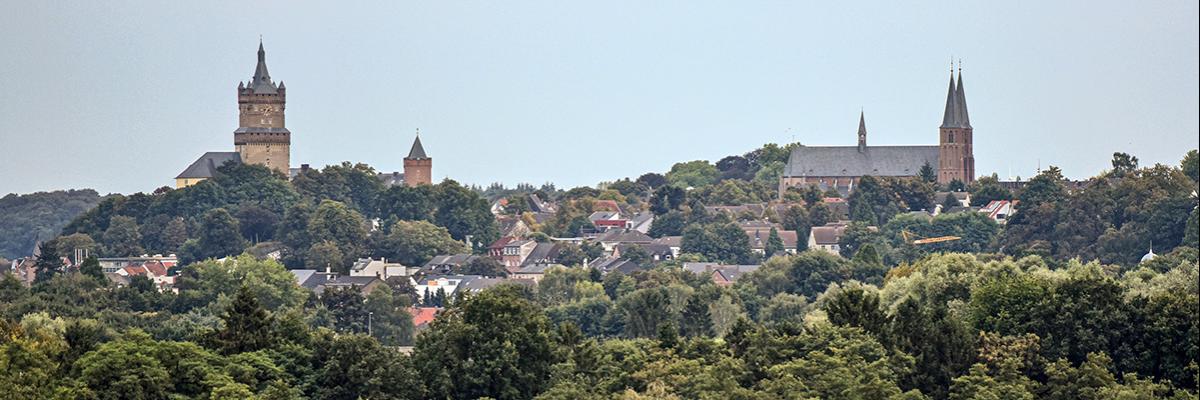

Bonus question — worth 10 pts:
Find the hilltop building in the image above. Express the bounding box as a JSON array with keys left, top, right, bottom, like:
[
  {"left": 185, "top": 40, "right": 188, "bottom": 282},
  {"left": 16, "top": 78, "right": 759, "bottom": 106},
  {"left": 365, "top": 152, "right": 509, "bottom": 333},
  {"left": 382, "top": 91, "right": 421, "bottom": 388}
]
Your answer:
[
  {"left": 233, "top": 41, "right": 291, "bottom": 175},
  {"left": 176, "top": 41, "right": 433, "bottom": 189},
  {"left": 176, "top": 41, "right": 289, "bottom": 188},
  {"left": 403, "top": 133, "right": 432, "bottom": 186},
  {"left": 780, "top": 67, "right": 975, "bottom": 194}
]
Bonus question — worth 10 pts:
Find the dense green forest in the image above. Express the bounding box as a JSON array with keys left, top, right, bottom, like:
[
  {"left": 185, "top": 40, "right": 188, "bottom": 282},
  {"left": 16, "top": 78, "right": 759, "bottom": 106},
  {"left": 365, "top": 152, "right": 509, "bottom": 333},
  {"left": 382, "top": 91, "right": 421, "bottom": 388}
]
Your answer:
[
  {"left": 0, "top": 189, "right": 103, "bottom": 259},
  {"left": 2, "top": 148, "right": 1197, "bottom": 399}
]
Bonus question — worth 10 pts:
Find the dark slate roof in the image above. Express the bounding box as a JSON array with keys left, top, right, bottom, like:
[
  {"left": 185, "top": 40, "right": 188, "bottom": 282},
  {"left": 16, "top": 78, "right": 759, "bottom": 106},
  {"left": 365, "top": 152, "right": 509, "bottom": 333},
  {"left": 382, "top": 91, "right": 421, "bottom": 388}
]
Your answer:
[
  {"left": 377, "top": 172, "right": 405, "bottom": 186},
  {"left": 249, "top": 42, "right": 278, "bottom": 94},
  {"left": 176, "top": 152, "right": 241, "bottom": 179},
  {"left": 940, "top": 70, "right": 971, "bottom": 129},
  {"left": 596, "top": 229, "right": 653, "bottom": 244},
  {"left": 522, "top": 243, "right": 562, "bottom": 266},
  {"left": 406, "top": 136, "right": 428, "bottom": 159},
  {"left": 423, "top": 254, "right": 479, "bottom": 268},
  {"left": 783, "top": 145, "right": 938, "bottom": 177},
  {"left": 955, "top": 70, "right": 971, "bottom": 128}
]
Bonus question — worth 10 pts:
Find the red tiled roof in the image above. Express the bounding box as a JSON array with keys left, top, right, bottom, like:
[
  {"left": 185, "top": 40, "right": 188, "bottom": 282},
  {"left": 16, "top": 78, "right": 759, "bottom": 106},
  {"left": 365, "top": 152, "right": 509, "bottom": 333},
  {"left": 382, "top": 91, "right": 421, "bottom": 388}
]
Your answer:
[
  {"left": 122, "top": 265, "right": 148, "bottom": 276},
  {"left": 143, "top": 261, "right": 168, "bottom": 276},
  {"left": 489, "top": 236, "right": 516, "bottom": 249},
  {"left": 409, "top": 307, "right": 439, "bottom": 326}
]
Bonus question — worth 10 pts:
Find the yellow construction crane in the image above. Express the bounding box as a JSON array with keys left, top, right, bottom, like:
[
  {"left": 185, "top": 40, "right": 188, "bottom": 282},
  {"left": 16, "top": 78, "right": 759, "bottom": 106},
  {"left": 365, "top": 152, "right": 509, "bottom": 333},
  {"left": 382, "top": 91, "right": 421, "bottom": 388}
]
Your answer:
[{"left": 901, "top": 230, "right": 962, "bottom": 245}]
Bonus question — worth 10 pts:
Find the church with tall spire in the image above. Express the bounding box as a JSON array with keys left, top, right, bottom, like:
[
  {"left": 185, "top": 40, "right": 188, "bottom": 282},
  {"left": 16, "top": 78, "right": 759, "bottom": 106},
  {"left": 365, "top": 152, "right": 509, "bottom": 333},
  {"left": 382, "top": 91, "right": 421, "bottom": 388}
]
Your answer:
[
  {"left": 938, "top": 65, "right": 975, "bottom": 184},
  {"left": 779, "top": 66, "right": 977, "bottom": 194}
]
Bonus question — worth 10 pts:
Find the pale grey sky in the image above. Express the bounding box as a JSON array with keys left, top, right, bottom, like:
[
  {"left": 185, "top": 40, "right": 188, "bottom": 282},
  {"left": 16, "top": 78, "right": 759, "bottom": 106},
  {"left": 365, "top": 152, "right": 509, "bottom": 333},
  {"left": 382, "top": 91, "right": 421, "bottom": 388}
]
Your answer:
[{"left": 2, "top": 1, "right": 1197, "bottom": 195}]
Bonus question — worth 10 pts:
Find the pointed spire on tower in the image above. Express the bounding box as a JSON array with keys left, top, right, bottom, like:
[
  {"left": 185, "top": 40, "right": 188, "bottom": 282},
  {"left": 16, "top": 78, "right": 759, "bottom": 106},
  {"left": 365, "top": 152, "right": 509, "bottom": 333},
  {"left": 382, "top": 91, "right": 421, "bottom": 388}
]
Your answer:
[
  {"left": 250, "top": 38, "right": 277, "bottom": 94},
  {"left": 857, "top": 110, "right": 867, "bottom": 152},
  {"left": 955, "top": 60, "right": 971, "bottom": 128},
  {"left": 940, "top": 59, "right": 961, "bottom": 129},
  {"left": 406, "top": 129, "right": 428, "bottom": 159}
]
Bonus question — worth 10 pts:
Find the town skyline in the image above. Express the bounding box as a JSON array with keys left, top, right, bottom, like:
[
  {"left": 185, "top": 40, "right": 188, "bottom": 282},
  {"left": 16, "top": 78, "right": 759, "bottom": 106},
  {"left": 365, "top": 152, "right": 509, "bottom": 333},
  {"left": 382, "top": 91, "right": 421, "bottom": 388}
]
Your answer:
[{"left": 2, "top": 1, "right": 1198, "bottom": 195}]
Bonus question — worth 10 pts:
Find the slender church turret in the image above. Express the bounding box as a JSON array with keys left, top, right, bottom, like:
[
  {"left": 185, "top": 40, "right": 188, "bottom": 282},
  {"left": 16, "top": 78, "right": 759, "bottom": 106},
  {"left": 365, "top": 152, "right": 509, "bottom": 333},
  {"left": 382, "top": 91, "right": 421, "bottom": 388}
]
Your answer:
[
  {"left": 937, "top": 64, "right": 974, "bottom": 184},
  {"left": 403, "top": 131, "right": 432, "bottom": 186},
  {"left": 857, "top": 111, "right": 868, "bottom": 153},
  {"left": 234, "top": 40, "right": 291, "bottom": 174}
]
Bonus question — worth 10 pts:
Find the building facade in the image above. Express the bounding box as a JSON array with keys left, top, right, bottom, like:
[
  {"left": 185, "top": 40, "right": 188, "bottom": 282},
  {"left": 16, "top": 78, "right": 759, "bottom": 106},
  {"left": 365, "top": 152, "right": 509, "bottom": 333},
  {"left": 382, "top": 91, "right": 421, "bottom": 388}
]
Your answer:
[
  {"left": 234, "top": 42, "right": 291, "bottom": 174},
  {"left": 780, "top": 68, "right": 975, "bottom": 194}
]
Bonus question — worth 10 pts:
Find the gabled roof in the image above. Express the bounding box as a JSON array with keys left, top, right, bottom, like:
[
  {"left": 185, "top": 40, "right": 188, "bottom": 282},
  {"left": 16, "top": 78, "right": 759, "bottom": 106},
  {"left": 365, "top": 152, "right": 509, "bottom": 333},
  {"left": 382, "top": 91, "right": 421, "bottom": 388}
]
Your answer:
[
  {"left": 596, "top": 229, "right": 653, "bottom": 244},
  {"left": 652, "top": 236, "right": 682, "bottom": 247},
  {"left": 810, "top": 224, "right": 847, "bottom": 245},
  {"left": 176, "top": 152, "right": 241, "bottom": 179},
  {"left": 423, "top": 254, "right": 480, "bottom": 268},
  {"left": 409, "top": 307, "right": 439, "bottom": 327},
  {"left": 522, "top": 243, "right": 562, "bottom": 266},
  {"left": 783, "top": 145, "right": 938, "bottom": 178}
]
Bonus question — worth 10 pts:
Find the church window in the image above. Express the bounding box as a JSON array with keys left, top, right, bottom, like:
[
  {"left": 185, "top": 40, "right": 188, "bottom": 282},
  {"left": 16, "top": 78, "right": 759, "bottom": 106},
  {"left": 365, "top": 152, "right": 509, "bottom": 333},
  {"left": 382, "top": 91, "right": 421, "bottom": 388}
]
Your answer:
[{"left": 948, "top": 133, "right": 955, "bottom": 143}]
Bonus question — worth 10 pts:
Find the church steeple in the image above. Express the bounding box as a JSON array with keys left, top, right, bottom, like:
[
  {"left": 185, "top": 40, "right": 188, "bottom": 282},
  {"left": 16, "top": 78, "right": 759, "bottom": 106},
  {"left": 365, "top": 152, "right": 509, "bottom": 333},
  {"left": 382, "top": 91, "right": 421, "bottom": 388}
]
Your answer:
[
  {"left": 940, "top": 67, "right": 960, "bottom": 129},
  {"left": 955, "top": 66, "right": 971, "bottom": 128},
  {"left": 937, "top": 61, "right": 975, "bottom": 185},
  {"left": 249, "top": 39, "right": 277, "bottom": 94},
  {"left": 857, "top": 110, "right": 867, "bottom": 152}
]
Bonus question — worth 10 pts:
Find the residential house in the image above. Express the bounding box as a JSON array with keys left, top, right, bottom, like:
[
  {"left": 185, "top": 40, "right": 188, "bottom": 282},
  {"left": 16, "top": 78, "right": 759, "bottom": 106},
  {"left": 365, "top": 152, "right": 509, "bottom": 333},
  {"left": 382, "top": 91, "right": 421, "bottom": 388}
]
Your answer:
[
  {"left": 589, "top": 257, "right": 645, "bottom": 275},
  {"left": 743, "top": 225, "right": 800, "bottom": 256},
  {"left": 349, "top": 257, "right": 410, "bottom": 280},
  {"left": 683, "top": 262, "right": 760, "bottom": 286},
  {"left": 294, "top": 268, "right": 385, "bottom": 296},
  {"left": 511, "top": 263, "right": 560, "bottom": 282},
  {"left": 613, "top": 243, "right": 675, "bottom": 262},
  {"left": 979, "top": 200, "right": 1017, "bottom": 224},
  {"left": 97, "top": 255, "right": 178, "bottom": 274},
  {"left": 589, "top": 211, "right": 629, "bottom": 232},
  {"left": 414, "top": 274, "right": 476, "bottom": 301},
  {"left": 935, "top": 191, "right": 971, "bottom": 208},
  {"left": 488, "top": 237, "right": 516, "bottom": 259},
  {"left": 409, "top": 307, "right": 439, "bottom": 333},
  {"left": 501, "top": 239, "right": 539, "bottom": 270},
  {"left": 528, "top": 194, "right": 556, "bottom": 214},
  {"left": 628, "top": 211, "right": 655, "bottom": 234},
  {"left": 594, "top": 229, "right": 654, "bottom": 253},
  {"left": 422, "top": 254, "right": 483, "bottom": 275},
  {"left": 651, "top": 236, "right": 682, "bottom": 259},
  {"left": 521, "top": 242, "right": 563, "bottom": 268},
  {"left": 112, "top": 259, "right": 176, "bottom": 291},
  {"left": 496, "top": 216, "right": 531, "bottom": 238},
  {"left": 809, "top": 223, "right": 849, "bottom": 255}
]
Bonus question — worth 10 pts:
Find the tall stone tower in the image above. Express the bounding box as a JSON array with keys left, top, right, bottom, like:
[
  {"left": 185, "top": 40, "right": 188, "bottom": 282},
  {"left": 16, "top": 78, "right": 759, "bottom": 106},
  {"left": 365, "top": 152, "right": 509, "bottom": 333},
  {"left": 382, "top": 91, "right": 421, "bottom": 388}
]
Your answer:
[
  {"left": 403, "top": 133, "right": 432, "bottom": 186},
  {"left": 234, "top": 41, "right": 290, "bottom": 174},
  {"left": 937, "top": 66, "right": 974, "bottom": 185}
]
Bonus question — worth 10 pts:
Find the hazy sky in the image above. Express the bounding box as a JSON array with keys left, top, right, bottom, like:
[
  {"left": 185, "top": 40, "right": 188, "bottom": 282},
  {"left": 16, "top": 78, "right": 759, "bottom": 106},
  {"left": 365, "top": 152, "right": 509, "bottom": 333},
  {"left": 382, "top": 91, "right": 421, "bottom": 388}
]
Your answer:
[{"left": 2, "top": 1, "right": 1197, "bottom": 195}]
